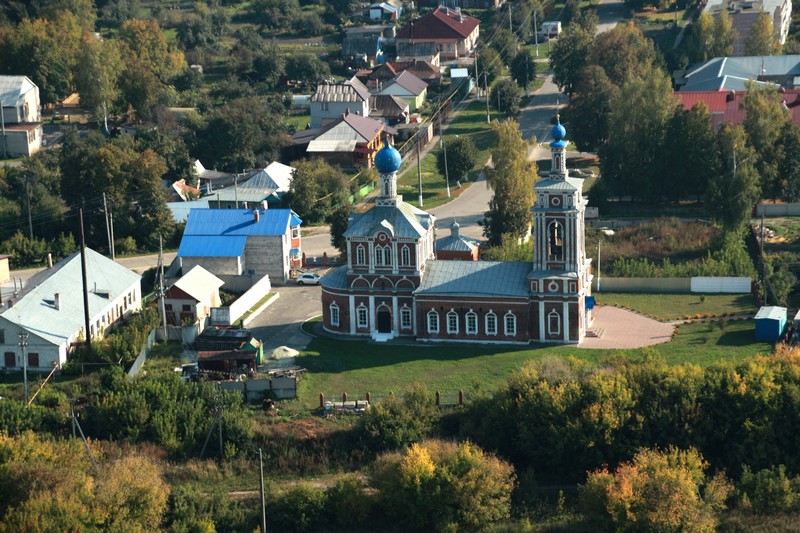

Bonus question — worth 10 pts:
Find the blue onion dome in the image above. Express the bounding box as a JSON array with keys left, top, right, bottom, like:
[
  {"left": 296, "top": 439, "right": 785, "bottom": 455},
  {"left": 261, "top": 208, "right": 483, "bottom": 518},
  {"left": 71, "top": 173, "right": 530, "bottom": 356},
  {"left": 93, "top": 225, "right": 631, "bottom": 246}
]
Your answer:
[
  {"left": 550, "top": 114, "right": 566, "bottom": 142},
  {"left": 374, "top": 140, "right": 402, "bottom": 174}
]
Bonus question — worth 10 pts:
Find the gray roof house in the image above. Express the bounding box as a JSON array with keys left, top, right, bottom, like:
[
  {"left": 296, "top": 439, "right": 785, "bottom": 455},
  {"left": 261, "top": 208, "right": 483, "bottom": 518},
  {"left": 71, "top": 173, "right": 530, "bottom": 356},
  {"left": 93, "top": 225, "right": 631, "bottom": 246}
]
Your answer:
[
  {"left": 0, "top": 248, "right": 142, "bottom": 370},
  {"left": 676, "top": 55, "right": 800, "bottom": 91},
  {"left": 310, "top": 79, "right": 372, "bottom": 128},
  {"left": 210, "top": 161, "right": 295, "bottom": 209}
]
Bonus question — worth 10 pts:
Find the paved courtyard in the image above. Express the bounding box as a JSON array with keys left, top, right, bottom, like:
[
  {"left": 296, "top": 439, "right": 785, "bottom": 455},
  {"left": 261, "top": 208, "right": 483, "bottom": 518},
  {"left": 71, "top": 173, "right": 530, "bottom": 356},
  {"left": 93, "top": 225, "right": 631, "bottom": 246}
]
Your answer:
[{"left": 579, "top": 306, "right": 674, "bottom": 349}]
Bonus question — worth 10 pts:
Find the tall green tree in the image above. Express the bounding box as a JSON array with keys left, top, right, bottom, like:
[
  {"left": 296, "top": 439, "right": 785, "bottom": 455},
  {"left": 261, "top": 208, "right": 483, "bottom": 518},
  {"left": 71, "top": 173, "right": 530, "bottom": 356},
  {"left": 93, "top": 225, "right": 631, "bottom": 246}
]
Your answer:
[
  {"left": 437, "top": 136, "right": 479, "bottom": 185},
  {"left": 119, "top": 18, "right": 185, "bottom": 83},
  {"left": 491, "top": 29, "right": 517, "bottom": 66},
  {"left": 481, "top": 121, "right": 538, "bottom": 245},
  {"left": 491, "top": 79, "right": 524, "bottom": 117},
  {"left": 550, "top": 24, "right": 593, "bottom": 95},
  {"left": 283, "top": 159, "right": 347, "bottom": 224},
  {"left": 476, "top": 46, "right": 503, "bottom": 88},
  {"left": 707, "top": 124, "right": 759, "bottom": 234},
  {"left": 75, "top": 37, "right": 123, "bottom": 133},
  {"left": 591, "top": 22, "right": 659, "bottom": 88},
  {"left": 745, "top": 11, "right": 781, "bottom": 55},
  {"left": 663, "top": 102, "right": 718, "bottom": 201},
  {"left": 563, "top": 65, "right": 618, "bottom": 152},
  {"left": 600, "top": 69, "right": 676, "bottom": 200},
  {"left": 742, "top": 84, "right": 789, "bottom": 201},
  {"left": 778, "top": 121, "right": 800, "bottom": 202},
  {"left": 510, "top": 49, "right": 536, "bottom": 90},
  {"left": 686, "top": 12, "right": 714, "bottom": 64},
  {"left": 711, "top": 10, "right": 737, "bottom": 57}
]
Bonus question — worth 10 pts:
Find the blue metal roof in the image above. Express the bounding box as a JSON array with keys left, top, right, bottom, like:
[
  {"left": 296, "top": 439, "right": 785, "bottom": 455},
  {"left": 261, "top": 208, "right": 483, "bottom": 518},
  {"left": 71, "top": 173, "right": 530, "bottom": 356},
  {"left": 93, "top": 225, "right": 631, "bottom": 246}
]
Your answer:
[
  {"left": 185, "top": 208, "right": 294, "bottom": 236},
  {"left": 290, "top": 212, "right": 303, "bottom": 226},
  {"left": 178, "top": 235, "right": 247, "bottom": 257}
]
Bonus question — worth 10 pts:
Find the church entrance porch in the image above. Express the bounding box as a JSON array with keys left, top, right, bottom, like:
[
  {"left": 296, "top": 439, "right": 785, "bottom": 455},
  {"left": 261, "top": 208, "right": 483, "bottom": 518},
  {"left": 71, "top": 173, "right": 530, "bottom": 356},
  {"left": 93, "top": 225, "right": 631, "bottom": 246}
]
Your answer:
[{"left": 377, "top": 309, "right": 392, "bottom": 333}]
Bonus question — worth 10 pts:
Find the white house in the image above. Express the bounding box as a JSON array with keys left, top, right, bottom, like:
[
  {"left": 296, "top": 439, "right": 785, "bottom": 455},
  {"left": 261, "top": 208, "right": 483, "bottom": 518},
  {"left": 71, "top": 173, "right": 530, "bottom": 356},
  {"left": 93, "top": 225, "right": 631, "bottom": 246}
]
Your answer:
[
  {"left": 161, "top": 265, "right": 224, "bottom": 328},
  {"left": 0, "top": 248, "right": 142, "bottom": 370},
  {"left": 0, "top": 75, "right": 43, "bottom": 158},
  {"left": 310, "top": 79, "right": 371, "bottom": 128}
]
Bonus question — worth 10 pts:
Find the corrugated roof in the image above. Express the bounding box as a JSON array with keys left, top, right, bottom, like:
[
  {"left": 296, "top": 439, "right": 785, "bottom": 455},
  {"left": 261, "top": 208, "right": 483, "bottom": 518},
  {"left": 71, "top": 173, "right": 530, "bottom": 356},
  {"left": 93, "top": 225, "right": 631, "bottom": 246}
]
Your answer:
[
  {"left": 320, "top": 265, "right": 348, "bottom": 289},
  {"left": 311, "top": 82, "right": 371, "bottom": 104},
  {"left": 172, "top": 265, "right": 224, "bottom": 300},
  {"left": 396, "top": 6, "right": 480, "bottom": 40},
  {"left": 344, "top": 202, "right": 433, "bottom": 239},
  {"left": 382, "top": 71, "right": 428, "bottom": 96},
  {"left": 755, "top": 305, "right": 787, "bottom": 321},
  {"left": 212, "top": 162, "right": 295, "bottom": 203},
  {"left": 370, "top": 95, "right": 409, "bottom": 118},
  {"left": 415, "top": 261, "right": 530, "bottom": 297},
  {"left": 0, "top": 248, "right": 140, "bottom": 347},
  {"left": 397, "top": 41, "right": 439, "bottom": 58},
  {"left": 307, "top": 139, "right": 359, "bottom": 153},
  {"left": 535, "top": 176, "right": 584, "bottom": 191},
  {"left": 184, "top": 208, "right": 293, "bottom": 236},
  {"left": 167, "top": 199, "right": 210, "bottom": 223},
  {"left": 193, "top": 160, "right": 236, "bottom": 181},
  {"left": 177, "top": 235, "right": 247, "bottom": 257},
  {"left": 676, "top": 89, "right": 800, "bottom": 128},
  {"left": 0, "top": 75, "right": 36, "bottom": 106},
  {"left": 436, "top": 234, "right": 480, "bottom": 252},
  {"left": 682, "top": 56, "right": 800, "bottom": 91}
]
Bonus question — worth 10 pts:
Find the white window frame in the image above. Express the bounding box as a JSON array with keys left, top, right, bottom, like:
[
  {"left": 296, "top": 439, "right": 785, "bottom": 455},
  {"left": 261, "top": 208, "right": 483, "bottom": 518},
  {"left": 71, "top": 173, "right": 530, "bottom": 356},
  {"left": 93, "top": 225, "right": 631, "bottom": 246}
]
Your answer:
[
  {"left": 427, "top": 310, "right": 439, "bottom": 334},
  {"left": 356, "top": 244, "right": 366, "bottom": 265},
  {"left": 447, "top": 310, "right": 459, "bottom": 334},
  {"left": 465, "top": 311, "right": 478, "bottom": 335},
  {"left": 485, "top": 311, "right": 497, "bottom": 336},
  {"left": 401, "top": 245, "right": 410, "bottom": 266},
  {"left": 547, "top": 309, "right": 561, "bottom": 336},
  {"left": 384, "top": 246, "right": 392, "bottom": 267},
  {"left": 401, "top": 306, "right": 412, "bottom": 330},
  {"left": 357, "top": 304, "right": 369, "bottom": 328},
  {"left": 504, "top": 312, "right": 517, "bottom": 336},
  {"left": 375, "top": 246, "right": 384, "bottom": 266},
  {"left": 330, "top": 302, "right": 340, "bottom": 327}
]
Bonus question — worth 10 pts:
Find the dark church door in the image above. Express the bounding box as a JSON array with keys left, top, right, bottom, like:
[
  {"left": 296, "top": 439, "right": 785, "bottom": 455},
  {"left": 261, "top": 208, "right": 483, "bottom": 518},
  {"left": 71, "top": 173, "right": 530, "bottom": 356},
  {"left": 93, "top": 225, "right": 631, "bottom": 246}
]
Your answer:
[{"left": 377, "top": 310, "right": 392, "bottom": 333}]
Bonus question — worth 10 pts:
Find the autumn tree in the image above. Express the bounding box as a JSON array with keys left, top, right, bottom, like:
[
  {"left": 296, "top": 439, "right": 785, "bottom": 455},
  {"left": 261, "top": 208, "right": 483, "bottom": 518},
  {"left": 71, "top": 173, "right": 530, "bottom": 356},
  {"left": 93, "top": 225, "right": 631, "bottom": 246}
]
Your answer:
[
  {"left": 75, "top": 36, "right": 123, "bottom": 132},
  {"left": 687, "top": 12, "right": 715, "bottom": 64},
  {"left": 563, "top": 65, "right": 618, "bottom": 151},
  {"left": 283, "top": 159, "right": 347, "bottom": 224},
  {"left": 711, "top": 10, "right": 738, "bottom": 57},
  {"left": 119, "top": 18, "right": 185, "bottom": 83},
  {"left": 745, "top": 11, "right": 781, "bottom": 55},
  {"left": 481, "top": 121, "right": 538, "bottom": 245},
  {"left": 707, "top": 124, "right": 759, "bottom": 234},
  {"left": 550, "top": 23, "right": 593, "bottom": 95},
  {"left": 590, "top": 22, "right": 659, "bottom": 88}
]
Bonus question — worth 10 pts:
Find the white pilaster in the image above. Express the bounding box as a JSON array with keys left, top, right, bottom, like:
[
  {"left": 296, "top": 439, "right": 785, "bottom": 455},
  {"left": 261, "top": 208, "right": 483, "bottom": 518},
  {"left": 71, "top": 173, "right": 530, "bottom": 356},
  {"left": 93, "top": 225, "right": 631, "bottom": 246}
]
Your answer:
[
  {"left": 563, "top": 301, "right": 569, "bottom": 342},
  {"left": 393, "top": 297, "right": 399, "bottom": 334},
  {"left": 369, "top": 296, "right": 375, "bottom": 334},
  {"left": 349, "top": 295, "right": 356, "bottom": 335},
  {"left": 539, "top": 301, "right": 545, "bottom": 342}
]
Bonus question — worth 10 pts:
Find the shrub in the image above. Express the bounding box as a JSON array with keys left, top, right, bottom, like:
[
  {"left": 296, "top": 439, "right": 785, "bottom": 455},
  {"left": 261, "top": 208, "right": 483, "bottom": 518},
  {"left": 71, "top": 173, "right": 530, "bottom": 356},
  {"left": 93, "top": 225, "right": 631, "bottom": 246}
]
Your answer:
[
  {"left": 358, "top": 385, "right": 438, "bottom": 452},
  {"left": 326, "top": 474, "right": 373, "bottom": 528},
  {"left": 737, "top": 465, "right": 800, "bottom": 514},
  {"left": 269, "top": 484, "right": 327, "bottom": 533}
]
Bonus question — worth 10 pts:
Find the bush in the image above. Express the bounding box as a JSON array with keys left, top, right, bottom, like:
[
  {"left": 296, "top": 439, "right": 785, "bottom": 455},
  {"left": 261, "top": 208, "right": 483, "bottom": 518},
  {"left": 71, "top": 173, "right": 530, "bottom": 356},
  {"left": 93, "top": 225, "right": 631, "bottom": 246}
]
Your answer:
[
  {"left": 326, "top": 473, "right": 373, "bottom": 528},
  {"left": 737, "top": 465, "right": 800, "bottom": 514},
  {"left": 269, "top": 484, "right": 327, "bottom": 532},
  {"left": 358, "top": 386, "right": 439, "bottom": 452}
]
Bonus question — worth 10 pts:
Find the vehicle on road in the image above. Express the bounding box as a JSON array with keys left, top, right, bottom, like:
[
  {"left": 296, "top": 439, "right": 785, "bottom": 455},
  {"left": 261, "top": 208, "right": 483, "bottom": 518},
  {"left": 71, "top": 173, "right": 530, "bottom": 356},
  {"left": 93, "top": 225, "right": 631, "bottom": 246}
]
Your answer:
[{"left": 297, "top": 273, "right": 321, "bottom": 285}]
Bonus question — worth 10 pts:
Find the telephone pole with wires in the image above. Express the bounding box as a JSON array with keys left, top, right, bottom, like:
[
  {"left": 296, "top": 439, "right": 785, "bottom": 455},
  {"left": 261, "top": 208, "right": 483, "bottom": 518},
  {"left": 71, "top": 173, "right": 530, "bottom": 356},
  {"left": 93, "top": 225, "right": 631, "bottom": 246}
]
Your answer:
[{"left": 158, "top": 235, "right": 167, "bottom": 339}]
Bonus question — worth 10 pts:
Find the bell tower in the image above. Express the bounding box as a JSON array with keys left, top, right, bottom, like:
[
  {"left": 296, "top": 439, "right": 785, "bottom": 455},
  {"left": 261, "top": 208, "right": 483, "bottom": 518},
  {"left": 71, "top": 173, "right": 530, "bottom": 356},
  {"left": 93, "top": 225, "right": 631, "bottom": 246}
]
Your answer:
[{"left": 375, "top": 140, "right": 401, "bottom": 207}]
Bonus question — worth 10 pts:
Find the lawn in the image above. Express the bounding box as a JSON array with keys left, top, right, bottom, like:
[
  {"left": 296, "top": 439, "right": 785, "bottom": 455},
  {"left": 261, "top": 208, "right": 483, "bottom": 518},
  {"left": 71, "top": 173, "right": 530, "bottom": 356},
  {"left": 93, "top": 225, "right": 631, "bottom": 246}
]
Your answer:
[
  {"left": 594, "top": 293, "right": 758, "bottom": 321},
  {"left": 295, "top": 320, "right": 770, "bottom": 408}
]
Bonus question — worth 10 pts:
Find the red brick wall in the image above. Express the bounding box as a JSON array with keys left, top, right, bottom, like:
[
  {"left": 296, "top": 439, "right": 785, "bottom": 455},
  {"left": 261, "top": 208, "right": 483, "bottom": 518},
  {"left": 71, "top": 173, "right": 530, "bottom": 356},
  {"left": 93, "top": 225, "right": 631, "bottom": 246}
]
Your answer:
[{"left": 415, "top": 297, "right": 530, "bottom": 342}]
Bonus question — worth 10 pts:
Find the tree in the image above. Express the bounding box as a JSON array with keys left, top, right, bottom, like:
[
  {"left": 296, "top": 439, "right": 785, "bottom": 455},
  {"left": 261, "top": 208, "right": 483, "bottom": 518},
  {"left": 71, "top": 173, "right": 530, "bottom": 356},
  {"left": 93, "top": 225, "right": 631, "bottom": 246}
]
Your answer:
[
  {"left": 119, "top": 18, "right": 185, "bottom": 83},
  {"left": 742, "top": 84, "right": 789, "bottom": 202},
  {"left": 745, "top": 11, "right": 780, "bottom": 55},
  {"left": 663, "top": 102, "right": 718, "bottom": 201},
  {"left": 579, "top": 447, "right": 730, "bottom": 532},
  {"left": 75, "top": 37, "right": 123, "bottom": 133},
  {"left": 778, "top": 121, "right": 800, "bottom": 202},
  {"left": 284, "top": 54, "right": 331, "bottom": 87},
  {"left": 283, "top": 159, "right": 347, "bottom": 224},
  {"left": 491, "top": 79, "right": 524, "bottom": 117},
  {"left": 550, "top": 24, "right": 593, "bottom": 95},
  {"left": 510, "top": 49, "right": 536, "bottom": 90},
  {"left": 481, "top": 121, "right": 538, "bottom": 245},
  {"left": 563, "top": 65, "right": 618, "bottom": 151},
  {"left": 476, "top": 46, "right": 503, "bottom": 87},
  {"left": 591, "top": 22, "right": 658, "bottom": 88},
  {"left": 100, "top": 0, "right": 141, "bottom": 28},
  {"left": 328, "top": 203, "right": 350, "bottom": 258},
  {"left": 711, "top": 10, "right": 737, "bottom": 58},
  {"left": 686, "top": 12, "right": 714, "bottom": 64},
  {"left": 600, "top": 68, "right": 676, "bottom": 200},
  {"left": 370, "top": 440, "right": 516, "bottom": 531},
  {"left": 491, "top": 29, "right": 517, "bottom": 66},
  {"left": 436, "top": 136, "right": 479, "bottom": 185},
  {"left": 707, "top": 124, "right": 759, "bottom": 234},
  {"left": 94, "top": 455, "right": 170, "bottom": 530},
  {"left": 358, "top": 386, "right": 438, "bottom": 452}
]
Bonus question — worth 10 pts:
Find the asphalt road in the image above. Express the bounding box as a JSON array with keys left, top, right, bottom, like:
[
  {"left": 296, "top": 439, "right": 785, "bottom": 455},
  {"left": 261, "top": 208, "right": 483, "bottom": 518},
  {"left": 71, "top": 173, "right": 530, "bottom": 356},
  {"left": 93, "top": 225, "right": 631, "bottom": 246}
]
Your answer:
[{"left": 247, "top": 281, "right": 323, "bottom": 353}]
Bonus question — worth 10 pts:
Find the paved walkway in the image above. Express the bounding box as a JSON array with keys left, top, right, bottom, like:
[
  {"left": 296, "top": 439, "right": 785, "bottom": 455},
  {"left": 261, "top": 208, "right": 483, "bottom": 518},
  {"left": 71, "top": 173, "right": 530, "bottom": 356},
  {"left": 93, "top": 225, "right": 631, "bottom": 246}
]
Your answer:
[{"left": 579, "top": 306, "right": 675, "bottom": 349}]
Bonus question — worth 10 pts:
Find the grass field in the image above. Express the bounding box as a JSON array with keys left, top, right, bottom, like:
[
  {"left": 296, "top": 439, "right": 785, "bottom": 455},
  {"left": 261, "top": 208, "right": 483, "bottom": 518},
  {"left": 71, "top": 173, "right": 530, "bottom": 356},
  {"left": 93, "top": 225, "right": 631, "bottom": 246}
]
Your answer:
[
  {"left": 296, "top": 319, "right": 770, "bottom": 408},
  {"left": 594, "top": 292, "right": 758, "bottom": 320}
]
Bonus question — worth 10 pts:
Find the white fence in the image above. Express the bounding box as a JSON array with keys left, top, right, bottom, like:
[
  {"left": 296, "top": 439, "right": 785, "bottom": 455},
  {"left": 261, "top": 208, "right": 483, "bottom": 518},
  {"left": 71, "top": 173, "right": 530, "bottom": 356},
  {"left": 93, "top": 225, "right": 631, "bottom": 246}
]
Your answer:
[
  {"left": 594, "top": 276, "right": 751, "bottom": 294},
  {"left": 210, "top": 275, "right": 272, "bottom": 326},
  {"left": 127, "top": 328, "right": 157, "bottom": 379},
  {"left": 755, "top": 203, "right": 800, "bottom": 217}
]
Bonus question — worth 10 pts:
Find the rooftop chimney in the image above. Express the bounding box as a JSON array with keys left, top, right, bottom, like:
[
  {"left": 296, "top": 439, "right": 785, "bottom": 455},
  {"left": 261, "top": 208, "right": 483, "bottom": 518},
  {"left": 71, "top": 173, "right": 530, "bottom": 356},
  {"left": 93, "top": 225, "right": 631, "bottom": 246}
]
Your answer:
[
  {"left": 54, "top": 293, "right": 60, "bottom": 310},
  {"left": 261, "top": 200, "right": 269, "bottom": 211},
  {"left": 253, "top": 209, "right": 260, "bottom": 223}
]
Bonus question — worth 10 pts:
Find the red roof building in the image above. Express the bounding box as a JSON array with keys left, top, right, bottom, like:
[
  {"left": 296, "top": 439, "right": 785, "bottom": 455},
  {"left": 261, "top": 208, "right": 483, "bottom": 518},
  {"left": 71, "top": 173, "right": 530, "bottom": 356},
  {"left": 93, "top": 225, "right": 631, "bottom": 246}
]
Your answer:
[
  {"left": 675, "top": 89, "right": 800, "bottom": 129},
  {"left": 396, "top": 6, "right": 480, "bottom": 59}
]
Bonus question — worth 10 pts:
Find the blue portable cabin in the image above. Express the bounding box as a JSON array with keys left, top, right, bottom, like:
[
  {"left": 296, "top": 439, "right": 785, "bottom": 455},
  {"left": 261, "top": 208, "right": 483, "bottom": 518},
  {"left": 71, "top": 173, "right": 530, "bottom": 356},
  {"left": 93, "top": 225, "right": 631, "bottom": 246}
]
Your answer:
[{"left": 754, "top": 306, "right": 787, "bottom": 341}]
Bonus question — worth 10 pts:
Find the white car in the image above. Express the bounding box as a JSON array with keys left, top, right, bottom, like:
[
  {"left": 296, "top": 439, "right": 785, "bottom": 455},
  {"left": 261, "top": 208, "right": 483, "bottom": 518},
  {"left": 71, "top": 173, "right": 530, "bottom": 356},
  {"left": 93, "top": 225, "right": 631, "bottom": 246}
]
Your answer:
[{"left": 297, "top": 273, "right": 321, "bottom": 285}]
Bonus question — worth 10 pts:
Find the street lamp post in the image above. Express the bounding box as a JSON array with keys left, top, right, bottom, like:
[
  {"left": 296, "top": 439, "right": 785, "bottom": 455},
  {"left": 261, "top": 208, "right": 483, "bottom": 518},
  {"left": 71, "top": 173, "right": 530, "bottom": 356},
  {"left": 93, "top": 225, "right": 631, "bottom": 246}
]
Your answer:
[{"left": 18, "top": 331, "right": 28, "bottom": 405}]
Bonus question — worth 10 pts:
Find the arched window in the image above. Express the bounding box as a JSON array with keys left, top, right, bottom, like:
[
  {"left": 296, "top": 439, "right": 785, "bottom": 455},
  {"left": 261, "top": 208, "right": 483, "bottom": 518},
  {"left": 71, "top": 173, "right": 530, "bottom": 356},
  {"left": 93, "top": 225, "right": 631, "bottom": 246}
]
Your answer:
[
  {"left": 447, "top": 310, "right": 458, "bottom": 334},
  {"left": 427, "top": 310, "right": 439, "bottom": 334},
  {"left": 466, "top": 311, "right": 478, "bottom": 335},
  {"left": 375, "top": 246, "right": 383, "bottom": 266},
  {"left": 548, "top": 309, "right": 561, "bottom": 336},
  {"left": 401, "top": 245, "right": 411, "bottom": 266},
  {"left": 485, "top": 311, "right": 497, "bottom": 336},
  {"left": 357, "top": 304, "right": 369, "bottom": 328},
  {"left": 329, "top": 302, "right": 340, "bottom": 327},
  {"left": 356, "top": 245, "right": 365, "bottom": 265},
  {"left": 384, "top": 246, "right": 392, "bottom": 266},
  {"left": 384, "top": 181, "right": 389, "bottom": 196},
  {"left": 504, "top": 312, "right": 517, "bottom": 336},
  {"left": 400, "top": 306, "right": 412, "bottom": 330},
  {"left": 548, "top": 222, "right": 563, "bottom": 260}
]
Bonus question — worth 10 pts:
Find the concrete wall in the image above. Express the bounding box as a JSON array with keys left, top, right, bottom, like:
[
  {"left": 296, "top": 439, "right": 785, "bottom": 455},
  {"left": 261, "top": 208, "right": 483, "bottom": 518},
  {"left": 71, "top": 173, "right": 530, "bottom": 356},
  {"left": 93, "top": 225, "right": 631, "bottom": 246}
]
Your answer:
[
  {"left": 756, "top": 203, "right": 800, "bottom": 217},
  {"left": 594, "top": 277, "right": 752, "bottom": 293},
  {"left": 219, "top": 376, "right": 297, "bottom": 401},
  {"left": 244, "top": 235, "right": 288, "bottom": 283},
  {"left": 181, "top": 256, "right": 242, "bottom": 276},
  {"left": 210, "top": 274, "right": 272, "bottom": 326},
  {"left": 2, "top": 126, "right": 42, "bottom": 157},
  {"left": 311, "top": 100, "right": 369, "bottom": 128}
]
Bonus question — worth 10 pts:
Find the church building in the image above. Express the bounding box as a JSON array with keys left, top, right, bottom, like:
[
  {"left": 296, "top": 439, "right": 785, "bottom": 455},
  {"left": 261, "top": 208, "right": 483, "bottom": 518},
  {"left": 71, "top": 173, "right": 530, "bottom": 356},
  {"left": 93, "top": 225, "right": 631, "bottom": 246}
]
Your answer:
[{"left": 320, "top": 118, "right": 593, "bottom": 344}]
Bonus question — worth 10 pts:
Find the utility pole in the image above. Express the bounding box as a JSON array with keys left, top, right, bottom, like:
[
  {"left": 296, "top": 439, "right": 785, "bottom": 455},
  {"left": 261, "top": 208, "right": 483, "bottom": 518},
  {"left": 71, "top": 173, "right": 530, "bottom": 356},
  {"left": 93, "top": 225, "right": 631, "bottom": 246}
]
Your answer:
[
  {"left": 1, "top": 103, "right": 6, "bottom": 159},
  {"left": 526, "top": 56, "right": 530, "bottom": 97},
  {"left": 234, "top": 174, "right": 239, "bottom": 209},
  {"left": 25, "top": 177, "right": 33, "bottom": 239},
  {"left": 103, "top": 193, "right": 112, "bottom": 256},
  {"left": 79, "top": 208, "right": 91, "bottom": 352},
  {"left": 533, "top": 7, "right": 539, "bottom": 57},
  {"left": 416, "top": 127, "right": 423, "bottom": 207},
  {"left": 18, "top": 331, "right": 28, "bottom": 405},
  {"left": 474, "top": 51, "right": 480, "bottom": 97},
  {"left": 109, "top": 210, "right": 115, "bottom": 261},
  {"left": 158, "top": 235, "right": 167, "bottom": 339},
  {"left": 596, "top": 239, "right": 601, "bottom": 292},
  {"left": 70, "top": 400, "right": 99, "bottom": 476},
  {"left": 484, "top": 72, "right": 490, "bottom": 123},
  {"left": 438, "top": 114, "right": 451, "bottom": 197},
  {"left": 259, "top": 449, "right": 267, "bottom": 533}
]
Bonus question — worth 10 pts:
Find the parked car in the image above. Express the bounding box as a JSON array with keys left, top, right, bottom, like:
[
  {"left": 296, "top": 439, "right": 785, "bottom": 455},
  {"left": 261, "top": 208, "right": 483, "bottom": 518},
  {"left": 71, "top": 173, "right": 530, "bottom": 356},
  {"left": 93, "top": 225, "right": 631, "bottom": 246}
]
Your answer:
[{"left": 297, "top": 272, "right": 321, "bottom": 285}]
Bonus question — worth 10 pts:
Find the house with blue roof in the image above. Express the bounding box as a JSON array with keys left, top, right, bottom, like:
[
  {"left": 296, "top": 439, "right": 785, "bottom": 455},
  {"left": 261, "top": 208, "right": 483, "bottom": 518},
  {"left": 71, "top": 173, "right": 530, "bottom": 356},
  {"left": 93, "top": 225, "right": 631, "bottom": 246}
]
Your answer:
[
  {"left": 0, "top": 248, "right": 142, "bottom": 370},
  {"left": 177, "top": 207, "right": 302, "bottom": 284}
]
